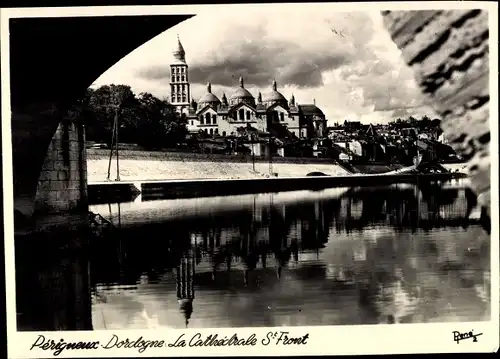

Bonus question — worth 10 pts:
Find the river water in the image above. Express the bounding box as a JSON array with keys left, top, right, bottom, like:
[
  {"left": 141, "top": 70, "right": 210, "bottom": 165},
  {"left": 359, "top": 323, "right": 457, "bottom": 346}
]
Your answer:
[
  {"left": 86, "top": 181, "right": 490, "bottom": 329},
  {"left": 14, "top": 180, "right": 491, "bottom": 331}
]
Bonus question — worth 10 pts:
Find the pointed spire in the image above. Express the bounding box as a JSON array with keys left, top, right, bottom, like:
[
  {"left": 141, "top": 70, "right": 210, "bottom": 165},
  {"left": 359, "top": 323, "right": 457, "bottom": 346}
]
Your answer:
[
  {"left": 258, "top": 92, "right": 262, "bottom": 103},
  {"left": 173, "top": 34, "right": 186, "bottom": 63},
  {"left": 221, "top": 92, "right": 228, "bottom": 105},
  {"left": 178, "top": 299, "right": 193, "bottom": 329},
  {"left": 272, "top": 79, "right": 277, "bottom": 91},
  {"left": 290, "top": 93, "right": 295, "bottom": 106},
  {"left": 239, "top": 76, "right": 244, "bottom": 88},
  {"left": 313, "top": 98, "right": 316, "bottom": 106},
  {"left": 207, "top": 82, "right": 212, "bottom": 93}
]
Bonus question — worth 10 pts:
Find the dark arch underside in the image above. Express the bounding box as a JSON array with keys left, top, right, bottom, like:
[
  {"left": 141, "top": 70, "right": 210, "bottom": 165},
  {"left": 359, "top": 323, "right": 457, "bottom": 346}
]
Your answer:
[{"left": 9, "top": 14, "right": 194, "bottom": 214}]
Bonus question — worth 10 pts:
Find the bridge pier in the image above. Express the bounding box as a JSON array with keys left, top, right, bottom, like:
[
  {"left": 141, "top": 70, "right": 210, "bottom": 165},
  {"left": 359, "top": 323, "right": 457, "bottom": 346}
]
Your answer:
[
  {"left": 35, "top": 116, "right": 88, "bottom": 216},
  {"left": 13, "top": 111, "right": 92, "bottom": 331},
  {"left": 13, "top": 108, "right": 89, "bottom": 233}
]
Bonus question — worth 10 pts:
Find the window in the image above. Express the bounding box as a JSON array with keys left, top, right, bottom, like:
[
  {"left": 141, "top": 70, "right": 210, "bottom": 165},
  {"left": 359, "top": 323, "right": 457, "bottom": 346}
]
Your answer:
[
  {"left": 239, "top": 109, "right": 244, "bottom": 121},
  {"left": 199, "top": 116, "right": 204, "bottom": 125},
  {"left": 182, "top": 76, "right": 185, "bottom": 81},
  {"left": 171, "top": 76, "right": 175, "bottom": 82},
  {"left": 210, "top": 128, "right": 214, "bottom": 135},
  {"left": 205, "top": 113, "right": 210, "bottom": 124},
  {"left": 215, "top": 128, "right": 219, "bottom": 135},
  {"left": 190, "top": 120, "right": 193, "bottom": 125},
  {"left": 171, "top": 95, "right": 175, "bottom": 102},
  {"left": 222, "top": 131, "right": 226, "bottom": 137},
  {"left": 246, "top": 111, "right": 251, "bottom": 120},
  {"left": 280, "top": 113, "right": 284, "bottom": 122},
  {"left": 204, "top": 129, "right": 208, "bottom": 135},
  {"left": 182, "top": 96, "right": 186, "bottom": 102},
  {"left": 212, "top": 114, "right": 217, "bottom": 124},
  {"left": 176, "top": 76, "right": 180, "bottom": 81}
]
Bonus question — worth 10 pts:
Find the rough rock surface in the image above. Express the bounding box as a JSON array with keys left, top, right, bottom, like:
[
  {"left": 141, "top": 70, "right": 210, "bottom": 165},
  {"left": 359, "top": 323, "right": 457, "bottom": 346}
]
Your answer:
[{"left": 382, "top": 9, "right": 491, "bottom": 223}]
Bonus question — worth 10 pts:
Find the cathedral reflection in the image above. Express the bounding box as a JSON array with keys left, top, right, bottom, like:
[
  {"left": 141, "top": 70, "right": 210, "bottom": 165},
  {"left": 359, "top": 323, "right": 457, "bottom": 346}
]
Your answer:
[
  {"left": 175, "top": 250, "right": 196, "bottom": 328},
  {"left": 85, "top": 181, "right": 489, "bottom": 328}
]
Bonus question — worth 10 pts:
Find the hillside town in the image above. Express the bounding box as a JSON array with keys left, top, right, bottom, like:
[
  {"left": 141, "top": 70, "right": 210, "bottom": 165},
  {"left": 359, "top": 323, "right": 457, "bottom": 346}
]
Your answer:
[
  {"left": 169, "top": 36, "right": 460, "bottom": 169},
  {"left": 86, "top": 36, "right": 463, "bottom": 174}
]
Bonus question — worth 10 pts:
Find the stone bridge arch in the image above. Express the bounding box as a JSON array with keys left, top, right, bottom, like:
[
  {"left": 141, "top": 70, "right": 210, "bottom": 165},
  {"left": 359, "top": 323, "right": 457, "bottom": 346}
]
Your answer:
[
  {"left": 9, "top": 15, "right": 193, "bottom": 225},
  {"left": 381, "top": 9, "right": 491, "bottom": 230},
  {"left": 9, "top": 10, "right": 492, "bottom": 231}
]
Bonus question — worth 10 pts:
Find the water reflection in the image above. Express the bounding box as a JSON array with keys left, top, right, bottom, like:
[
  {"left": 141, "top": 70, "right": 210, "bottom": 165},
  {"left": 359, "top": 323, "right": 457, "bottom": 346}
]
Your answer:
[{"left": 87, "top": 181, "right": 490, "bottom": 329}]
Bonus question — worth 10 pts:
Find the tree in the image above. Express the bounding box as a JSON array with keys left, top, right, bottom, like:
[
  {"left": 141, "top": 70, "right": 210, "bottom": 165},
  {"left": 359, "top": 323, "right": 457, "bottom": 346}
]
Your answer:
[
  {"left": 85, "top": 84, "right": 139, "bottom": 144},
  {"left": 82, "top": 85, "right": 188, "bottom": 149},
  {"left": 135, "top": 92, "right": 187, "bottom": 149}
]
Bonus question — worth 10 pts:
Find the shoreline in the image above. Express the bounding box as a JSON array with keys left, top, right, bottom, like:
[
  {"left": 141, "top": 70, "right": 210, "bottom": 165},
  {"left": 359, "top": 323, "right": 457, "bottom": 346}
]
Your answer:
[
  {"left": 87, "top": 148, "right": 468, "bottom": 183},
  {"left": 88, "top": 172, "right": 468, "bottom": 205}
]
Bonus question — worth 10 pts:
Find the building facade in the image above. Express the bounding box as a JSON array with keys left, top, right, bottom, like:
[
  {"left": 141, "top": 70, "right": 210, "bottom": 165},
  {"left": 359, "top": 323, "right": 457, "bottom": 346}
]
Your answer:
[
  {"left": 170, "top": 35, "right": 191, "bottom": 115},
  {"left": 170, "top": 37, "right": 327, "bottom": 139}
]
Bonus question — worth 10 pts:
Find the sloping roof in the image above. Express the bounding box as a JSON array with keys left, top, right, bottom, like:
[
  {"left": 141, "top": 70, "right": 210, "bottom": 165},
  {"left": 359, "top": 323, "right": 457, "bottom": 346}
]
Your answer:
[
  {"left": 228, "top": 101, "right": 257, "bottom": 113},
  {"left": 299, "top": 104, "right": 324, "bottom": 117},
  {"left": 263, "top": 89, "right": 287, "bottom": 103},
  {"left": 195, "top": 104, "right": 218, "bottom": 115},
  {"left": 265, "top": 102, "right": 288, "bottom": 113},
  {"left": 172, "top": 37, "right": 186, "bottom": 64},
  {"left": 198, "top": 92, "right": 221, "bottom": 105},
  {"left": 230, "top": 87, "right": 254, "bottom": 100}
]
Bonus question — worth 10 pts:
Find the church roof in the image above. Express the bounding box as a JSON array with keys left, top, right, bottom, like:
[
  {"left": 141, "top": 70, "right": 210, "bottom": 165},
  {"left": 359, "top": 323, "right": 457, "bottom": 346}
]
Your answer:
[
  {"left": 172, "top": 35, "right": 186, "bottom": 64},
  {"left": 230, "top": 76, "right": 254, "bottom": 100},
  {"left": 199, "top": 93, "right": 220, "bottom": 103},
  {"left": 263, "top": 79, "right": 287, "bottom": 103},
  {"left": 299, "top": 104, "right": 324, "bottom": 117},
  {"left": 263, "top": 90, "right": 286, "bottom": 102},
  {"left": 230, "top": 87, "right": 254, "bottom": 99},
  {"left": 198, "top": 82, "right": 220, "bottom": 105}
]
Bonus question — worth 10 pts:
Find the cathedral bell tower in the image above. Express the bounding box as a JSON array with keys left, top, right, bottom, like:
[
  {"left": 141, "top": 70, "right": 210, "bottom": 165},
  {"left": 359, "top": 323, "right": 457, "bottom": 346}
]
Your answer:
[
  {"left": 170, "top": 35, "right": 191, "bottom": 115},
  {"left": 175, "top": 252, "right": 195, "bottom": 328}
]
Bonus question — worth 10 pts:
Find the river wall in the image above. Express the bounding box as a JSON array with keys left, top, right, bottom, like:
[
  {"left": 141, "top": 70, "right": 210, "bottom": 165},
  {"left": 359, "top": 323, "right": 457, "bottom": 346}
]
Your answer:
[
  {"left": 87, "top": 149, "right": 352, "bottom": 182},
  {"left": 87, "top": 148, "right": 467, "bottom": 182}
]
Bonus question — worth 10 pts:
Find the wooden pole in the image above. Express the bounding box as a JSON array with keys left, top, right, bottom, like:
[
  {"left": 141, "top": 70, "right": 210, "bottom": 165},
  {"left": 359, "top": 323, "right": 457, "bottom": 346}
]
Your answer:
[
  {"left": 115, "top": 108, "right": 121, "bottom": 181},
  {"left": 251, "top": 135, "right": 255, "bottom": 171},
  {"left": 106, "top": 111, "right": 117, "bottom": 180}
]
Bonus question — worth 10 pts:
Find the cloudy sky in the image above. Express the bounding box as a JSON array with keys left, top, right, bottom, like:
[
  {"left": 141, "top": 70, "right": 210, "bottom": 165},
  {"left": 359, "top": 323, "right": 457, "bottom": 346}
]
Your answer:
[{"left": 92, "top": 5, "right": 437, "bottom": 124}]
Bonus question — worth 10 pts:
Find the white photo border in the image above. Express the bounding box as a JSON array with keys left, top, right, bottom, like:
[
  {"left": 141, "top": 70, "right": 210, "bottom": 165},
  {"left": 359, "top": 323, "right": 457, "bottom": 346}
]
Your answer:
[{"left": 1, "top": 2, "right": 498, "bottom": 357}]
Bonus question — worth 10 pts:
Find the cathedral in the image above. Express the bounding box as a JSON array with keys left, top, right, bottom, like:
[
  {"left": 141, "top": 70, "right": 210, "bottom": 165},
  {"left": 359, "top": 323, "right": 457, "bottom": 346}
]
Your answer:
[{"left": 170, "top": 36, "right": 327, "bottom": 139}]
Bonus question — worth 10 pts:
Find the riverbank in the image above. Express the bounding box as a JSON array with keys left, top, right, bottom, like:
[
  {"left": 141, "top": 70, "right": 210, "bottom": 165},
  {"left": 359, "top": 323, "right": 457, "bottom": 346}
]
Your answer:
[
  {"left": 87, "top": 148, "right": 468, "bottom": 182},
  {"left": 87, "top": 149, "right": 351, "bottom": 181}
]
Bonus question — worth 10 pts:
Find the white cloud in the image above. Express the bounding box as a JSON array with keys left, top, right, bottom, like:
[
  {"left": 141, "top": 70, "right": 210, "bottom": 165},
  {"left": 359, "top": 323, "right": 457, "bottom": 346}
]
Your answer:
[{"left": 93, "top": 7, "right": 432, "bottom": 124}]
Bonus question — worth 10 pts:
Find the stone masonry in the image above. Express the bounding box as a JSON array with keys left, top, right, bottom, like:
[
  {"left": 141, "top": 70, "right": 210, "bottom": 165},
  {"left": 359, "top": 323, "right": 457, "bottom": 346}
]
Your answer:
[
  {"left": 382, "top": 9, "right": 491, "bottom": 223},
  {"left": 34, "top": 116, "right": 88, "bottom": 215}
]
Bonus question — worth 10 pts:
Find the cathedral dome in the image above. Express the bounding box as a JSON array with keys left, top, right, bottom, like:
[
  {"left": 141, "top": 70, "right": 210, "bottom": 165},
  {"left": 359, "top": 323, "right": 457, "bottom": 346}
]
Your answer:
[
  {"left": 229, "top": 77, "right": 255, "bottom": 105},
  {"left": 199, "top": 93, "right": 220, "bottom": 103},
  {"left": 231, "top": 87, "right": 254, "bottom": 99},
  {"left": 198, "top": 82, "right": 220, "bottom": 107},
  {"left": 263, "top": 79, "right": 286, "bottom": 103}
]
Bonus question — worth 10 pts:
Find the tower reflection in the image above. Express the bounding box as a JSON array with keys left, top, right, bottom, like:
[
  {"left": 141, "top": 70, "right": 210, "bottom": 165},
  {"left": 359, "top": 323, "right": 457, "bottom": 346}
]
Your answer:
[
  {"left": 175, "top": 244, "right": 196, "bottom": 328},
  {"left": 82, "top": 180, "right": 489, "bottom": 329}
]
